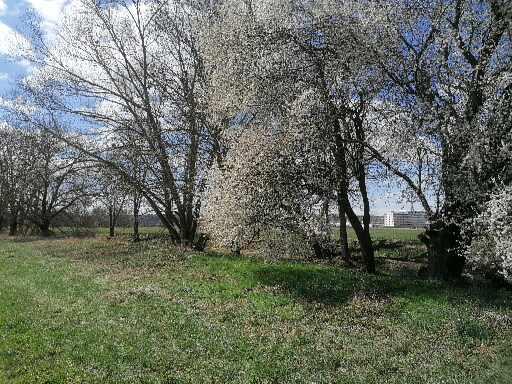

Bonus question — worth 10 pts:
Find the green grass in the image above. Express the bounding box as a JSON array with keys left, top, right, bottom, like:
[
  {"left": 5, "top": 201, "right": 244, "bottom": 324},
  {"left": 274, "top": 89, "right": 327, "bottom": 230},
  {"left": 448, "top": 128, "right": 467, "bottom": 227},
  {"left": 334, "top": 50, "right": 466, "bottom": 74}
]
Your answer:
[
  {"left": 1, "top": 236, "right": 511, "bottom": 383},
  {"left": 332, "top": 227, "right": 427, "bottom": 262},
  {"left": 345, "top": 228, "right": 425, "bottom": 242}
]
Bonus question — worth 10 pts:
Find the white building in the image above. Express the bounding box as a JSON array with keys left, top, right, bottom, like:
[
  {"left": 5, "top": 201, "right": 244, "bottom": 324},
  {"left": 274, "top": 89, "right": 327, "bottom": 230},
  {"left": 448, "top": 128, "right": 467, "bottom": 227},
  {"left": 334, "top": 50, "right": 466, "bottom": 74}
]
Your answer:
[{"left": 384, "top": 211, "right": 428, "bottom": 228}]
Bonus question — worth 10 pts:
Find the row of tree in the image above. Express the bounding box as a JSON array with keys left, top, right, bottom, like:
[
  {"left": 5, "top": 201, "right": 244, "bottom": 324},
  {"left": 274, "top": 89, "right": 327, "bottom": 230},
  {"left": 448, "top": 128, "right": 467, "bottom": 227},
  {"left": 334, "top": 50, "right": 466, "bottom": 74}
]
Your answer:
[
  {"left": 0, "top": 125, "right": 89, "bottom": 236},
  {"left": 1, "top": 0, "right": 510, "bottom": 280},
  {"left": 0, "top": 125, "right": 141, "bottom": 238}
]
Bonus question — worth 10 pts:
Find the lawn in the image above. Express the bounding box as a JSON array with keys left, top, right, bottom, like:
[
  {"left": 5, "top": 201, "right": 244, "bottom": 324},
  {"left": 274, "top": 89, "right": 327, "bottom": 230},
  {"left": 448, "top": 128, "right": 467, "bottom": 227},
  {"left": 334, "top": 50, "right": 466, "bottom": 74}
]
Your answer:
[
  {"left": 0, "top": 235, "right": 511, "bottom": 383},
  {"left": 333, "top": 227, "right": 427, "bottom": 262}
]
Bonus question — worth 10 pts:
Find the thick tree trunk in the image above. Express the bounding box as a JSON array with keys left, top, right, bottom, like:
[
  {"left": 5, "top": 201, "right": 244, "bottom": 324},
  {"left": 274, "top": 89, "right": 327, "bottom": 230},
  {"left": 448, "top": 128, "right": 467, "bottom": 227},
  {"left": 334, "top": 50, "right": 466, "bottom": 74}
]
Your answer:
[
  {"left": 231, "top": 240, "right": 241, "bottom": 256},
  {"left": 0, "top": 214, "right": 4, "bottom": 233},
  {"left": 420, "top": 220, "right": 465, "bottom": 280},
  {"left": 337, "top": 190, "right": 351, "bottom": 263},
  {"left": 39, "top": 220, "right": 51, "bottom": 237},
  {"left": 418, "top": 143, "right": 467, "bottom": 280},
  {"left": 180, "top": 217, "right": 197, "bottom": 246}
]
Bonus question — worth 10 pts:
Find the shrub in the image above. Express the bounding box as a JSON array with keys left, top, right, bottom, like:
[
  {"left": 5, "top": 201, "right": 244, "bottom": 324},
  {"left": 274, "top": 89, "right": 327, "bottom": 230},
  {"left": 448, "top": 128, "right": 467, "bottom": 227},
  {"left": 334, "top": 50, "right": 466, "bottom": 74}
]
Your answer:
[
  {"left": 258, "top": 229, "right": 313, "bottom": 260},
  {"left": 464, "top": 185, "right": 512, "bottom": 283}
]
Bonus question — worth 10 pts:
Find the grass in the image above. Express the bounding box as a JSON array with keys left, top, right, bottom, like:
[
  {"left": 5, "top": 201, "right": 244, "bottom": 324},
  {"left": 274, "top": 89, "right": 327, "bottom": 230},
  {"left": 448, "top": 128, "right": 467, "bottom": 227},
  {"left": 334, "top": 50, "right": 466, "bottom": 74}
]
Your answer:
[
  {"left": 332, "top": 227, "right": 427, "bottom": 262},
  {"left": 94, "top": 226, "right": 167, "bottom": 237},
  {"left": 1, "top": 235, "right": 511, "bottom": 383},
  {"left": 345, "top": 227, "right": 425, "bottom": 242}
]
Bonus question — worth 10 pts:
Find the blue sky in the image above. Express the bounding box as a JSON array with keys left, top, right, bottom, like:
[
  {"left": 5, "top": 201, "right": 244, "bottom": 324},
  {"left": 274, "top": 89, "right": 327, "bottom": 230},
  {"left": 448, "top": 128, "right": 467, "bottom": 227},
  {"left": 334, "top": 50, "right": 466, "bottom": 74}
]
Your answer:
[
  {"left": 0, "top": 0, "right": 29, "bottom": 90},
  {"left": 0, "top": 0, "right": 426, "bottom": 216},
  {"left": 0, "top": 0, "right": 69, "bottom": 94}
]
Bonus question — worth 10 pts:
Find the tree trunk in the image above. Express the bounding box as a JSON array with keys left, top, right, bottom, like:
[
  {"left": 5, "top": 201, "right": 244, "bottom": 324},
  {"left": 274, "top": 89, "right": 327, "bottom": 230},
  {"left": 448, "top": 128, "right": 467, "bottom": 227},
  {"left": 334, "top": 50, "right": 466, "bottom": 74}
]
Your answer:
[
  {"left": 345, "top": 204, "right": 375, "bottom": 273},
  {"left": 39, "top": 220, "right": 51, "bottom": 237},
  {"left": 333, "top": 133, "right": 374, "bottom": 272},
  {"left": 0, "top": 214, "right": 4, "bottom": 233},
  {"left": 418, "top": 141, "right": 467, "bottom": 280},
  {"left": 8, "top": 214, "right": 17, "bottom": 236},
  {"left": 108, "top": 205, "right": 115, "bottom": 237},
  {"left": 179, "top": 213, "right": 197, "bottom": 247},
  {"left": 231, "top": 240, "right": 241, "bottom": 256},
  {"left": 356, "top": 158, "right": 375, "bottom": 273},
  {"left": 133, "top": 197, "right": 140, "bottom": 242},
  {"left": 420, "top": 220, "right": 465, "bottom": 280},
  {"left": 337, "top": 190, "right": 351, "bottom": 263},
  {"left": 353, "top": 113, "right": 376, "bottom": 273}
]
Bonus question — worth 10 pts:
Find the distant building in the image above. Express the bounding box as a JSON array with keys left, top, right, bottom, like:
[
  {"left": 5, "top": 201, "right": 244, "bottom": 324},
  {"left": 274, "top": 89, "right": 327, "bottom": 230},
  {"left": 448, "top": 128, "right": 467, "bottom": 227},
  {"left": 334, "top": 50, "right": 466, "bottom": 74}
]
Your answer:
[
  {"left": 315, "top": 203, "right": 427, "bottom": 229},
  {"left": 370, "top": 215, "right": 385, "bottom": 227},
  {"left": 332, "top": 215, "right": 384, "bottom": 228},
  {"left": 384, "top": 211, "right": 427, "bottom": 228}
]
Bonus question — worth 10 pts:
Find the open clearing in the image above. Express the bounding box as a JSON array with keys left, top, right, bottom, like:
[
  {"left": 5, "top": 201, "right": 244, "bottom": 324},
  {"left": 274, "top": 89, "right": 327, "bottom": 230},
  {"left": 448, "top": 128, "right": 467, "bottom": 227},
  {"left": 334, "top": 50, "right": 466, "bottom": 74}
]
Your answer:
[{"left": 0, "top": 234, "right": 511, "bottom": 383}]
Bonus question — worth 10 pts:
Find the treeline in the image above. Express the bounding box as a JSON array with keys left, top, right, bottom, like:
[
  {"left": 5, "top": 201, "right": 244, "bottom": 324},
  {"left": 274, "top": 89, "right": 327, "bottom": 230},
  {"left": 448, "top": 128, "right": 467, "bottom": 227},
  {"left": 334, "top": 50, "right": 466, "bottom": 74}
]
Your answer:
[{"left": 0, "top": 127, "right": 161, "bottom": 238}]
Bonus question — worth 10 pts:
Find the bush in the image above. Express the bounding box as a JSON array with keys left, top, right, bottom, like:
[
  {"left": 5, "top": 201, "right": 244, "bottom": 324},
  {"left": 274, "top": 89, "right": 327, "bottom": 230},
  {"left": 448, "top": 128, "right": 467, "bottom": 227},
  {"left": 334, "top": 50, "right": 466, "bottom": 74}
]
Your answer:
[
  {"left": 258, "top": 229, "right": 314, "bottom": 260},
  {"left": 258, "top": 230, "right": 339, "bottom": 261},
  {"left": 309, "top": 236, "right": 338, "bottom": 260},
  {"left": 464, "top": 185, "right": 512, "bottom": 283}
]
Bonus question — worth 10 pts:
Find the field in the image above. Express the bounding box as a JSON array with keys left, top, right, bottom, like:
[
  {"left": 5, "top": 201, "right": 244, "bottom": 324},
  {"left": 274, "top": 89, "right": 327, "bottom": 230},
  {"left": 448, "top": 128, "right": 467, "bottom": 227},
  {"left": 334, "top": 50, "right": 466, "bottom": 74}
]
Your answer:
[
  {"left": 334, "top": 227, "right": 427, "bottom": 262},
  {"left": 1, "top": 232, "right": 511, "bottom": 383},
  {"left": 344, "top": 227, "right": 425, "bottom": 242}
]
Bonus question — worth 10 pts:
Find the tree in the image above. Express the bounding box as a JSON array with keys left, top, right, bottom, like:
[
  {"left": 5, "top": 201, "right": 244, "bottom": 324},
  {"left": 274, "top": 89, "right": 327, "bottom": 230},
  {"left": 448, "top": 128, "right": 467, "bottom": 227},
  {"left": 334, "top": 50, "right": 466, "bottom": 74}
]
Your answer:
[
  {"left": 204, "top": 119, "right": 337, "bottom": 258},
  {"left": 350, "top": 0, "right": 512, "bottom": 278},
  {"left": 201, "top": 0, "right": 380, "bottom": 271},
  {"left": 93, "top": 160, "right": 128, "bottom": 238},
  {"left": 0, "top": 124, "right": 37, "bottom": 236},
  {"left": 26, "top": 131, "right": 92, "bottom": 236},
  {"left": 464, "top": 184, "right": 512, "bottom": 284},
  {"left": 16, "top": 0, "right": 224, "bottom": 245},
  {"left": 0, "top": 122, "right": 92, "bottom": 236}
]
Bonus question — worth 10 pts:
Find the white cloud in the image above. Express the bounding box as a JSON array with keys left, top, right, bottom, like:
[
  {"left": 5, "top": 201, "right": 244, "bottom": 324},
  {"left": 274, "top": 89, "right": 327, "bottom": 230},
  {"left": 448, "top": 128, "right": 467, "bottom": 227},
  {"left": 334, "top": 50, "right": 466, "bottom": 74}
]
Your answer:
[
  {"left": 0, "top": 72, "right": 8, "bottom": 81},
  {"left": 0, "top": 1, "right": 6, "bottom": 16},
  {"left": 25, "top": 0, "right": 69, "bottom": 34},
  {"left": 0, "top": 22, "right": 31, "bottom": 57}
]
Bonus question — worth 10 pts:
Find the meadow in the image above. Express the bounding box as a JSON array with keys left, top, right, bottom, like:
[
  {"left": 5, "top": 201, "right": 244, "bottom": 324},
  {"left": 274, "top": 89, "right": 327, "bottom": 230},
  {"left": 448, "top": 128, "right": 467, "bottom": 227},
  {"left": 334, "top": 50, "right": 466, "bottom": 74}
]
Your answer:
[{"left": 0, "top": 230, "right": 511, "bottom": 383}]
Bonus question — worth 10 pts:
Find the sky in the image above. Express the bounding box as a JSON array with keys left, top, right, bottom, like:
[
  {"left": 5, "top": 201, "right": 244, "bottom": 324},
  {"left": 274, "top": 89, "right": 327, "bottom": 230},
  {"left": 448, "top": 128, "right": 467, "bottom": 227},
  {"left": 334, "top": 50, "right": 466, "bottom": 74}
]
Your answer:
[
  {"left": 0, "top": 0, "right": 427, "bottom": 216},
  {"left": 0, "top": 0, "right": 69, "bottom": 85}
]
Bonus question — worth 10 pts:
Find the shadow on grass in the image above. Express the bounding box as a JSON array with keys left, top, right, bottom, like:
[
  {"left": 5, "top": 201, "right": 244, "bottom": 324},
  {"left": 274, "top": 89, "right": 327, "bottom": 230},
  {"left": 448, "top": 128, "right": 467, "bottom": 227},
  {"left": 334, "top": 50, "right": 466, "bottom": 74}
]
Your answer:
[
  {"left": 373, "top": 239, "right": 404, "bottom": 250},
  {"left": 253, "top": 264, "right": 401, "bottom": 305},
  {"left": 251, "top": 262, "right": 512, "bottom": 310}
]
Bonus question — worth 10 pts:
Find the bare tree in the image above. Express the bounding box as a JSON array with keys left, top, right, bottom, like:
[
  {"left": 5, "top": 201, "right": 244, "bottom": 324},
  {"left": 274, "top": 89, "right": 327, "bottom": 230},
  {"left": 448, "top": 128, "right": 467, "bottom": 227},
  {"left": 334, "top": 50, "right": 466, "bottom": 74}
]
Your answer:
[
  {"left": 26, "top": 131, "right": 93, "bottom": 236},
  {"left": 15, "top": 0, "right": 224, "bottom": 245},
  {"left": 0, "top": 125, "right": 37, "bottom": 236}
]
